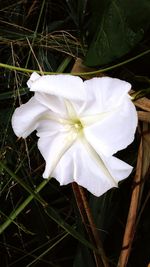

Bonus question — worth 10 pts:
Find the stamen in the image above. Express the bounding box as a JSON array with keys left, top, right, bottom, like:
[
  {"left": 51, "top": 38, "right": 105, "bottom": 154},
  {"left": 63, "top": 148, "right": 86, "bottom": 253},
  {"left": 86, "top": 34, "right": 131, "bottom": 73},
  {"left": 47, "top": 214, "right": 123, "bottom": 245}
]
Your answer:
[{"left": 74, "top": 121, "right": 83, "bottom": 131}]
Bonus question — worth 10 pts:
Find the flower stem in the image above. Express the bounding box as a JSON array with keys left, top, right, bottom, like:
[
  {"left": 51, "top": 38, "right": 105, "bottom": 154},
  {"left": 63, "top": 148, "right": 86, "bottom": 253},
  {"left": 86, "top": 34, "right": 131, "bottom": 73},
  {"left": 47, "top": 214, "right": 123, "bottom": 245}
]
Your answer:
[{"left": 72, "top": 182, "right": 109, "bottom": 267}]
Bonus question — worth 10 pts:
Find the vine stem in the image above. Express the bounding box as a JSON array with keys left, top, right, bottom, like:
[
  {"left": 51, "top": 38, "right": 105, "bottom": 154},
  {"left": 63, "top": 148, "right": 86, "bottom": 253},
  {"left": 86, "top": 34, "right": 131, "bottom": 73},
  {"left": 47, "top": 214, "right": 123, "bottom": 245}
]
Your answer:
[
  {"left": 0, "top": 49, "right": 150, "bottom": 76},
  {"left": 72, "top": 182, "right": 109, "bottom": 267}
]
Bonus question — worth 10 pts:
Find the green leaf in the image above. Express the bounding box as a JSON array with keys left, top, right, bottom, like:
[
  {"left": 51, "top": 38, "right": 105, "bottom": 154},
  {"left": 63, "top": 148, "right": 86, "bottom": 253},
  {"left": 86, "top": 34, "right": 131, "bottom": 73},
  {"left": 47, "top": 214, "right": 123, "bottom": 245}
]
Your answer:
[{"left": 85, "top": 0, "right": 150, "bottom": 66}]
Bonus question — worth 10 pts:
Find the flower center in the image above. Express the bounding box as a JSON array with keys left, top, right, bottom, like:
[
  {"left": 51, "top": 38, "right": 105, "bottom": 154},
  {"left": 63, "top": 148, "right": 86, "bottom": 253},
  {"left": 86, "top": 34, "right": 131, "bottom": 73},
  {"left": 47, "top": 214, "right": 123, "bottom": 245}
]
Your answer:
[
  {"left": 65, "top": 119, "right": 83, "bottom": 140},
  {"left": 73, "top": 120, "right": 83, "bottom": 132}
]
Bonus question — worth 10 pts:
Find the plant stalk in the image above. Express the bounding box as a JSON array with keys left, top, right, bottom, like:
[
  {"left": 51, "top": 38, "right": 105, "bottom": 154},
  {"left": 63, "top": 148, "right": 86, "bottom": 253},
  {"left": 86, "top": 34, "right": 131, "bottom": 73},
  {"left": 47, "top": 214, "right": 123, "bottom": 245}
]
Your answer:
[{"left": 72, "top": 182, "right": 109, "bottom": 267}]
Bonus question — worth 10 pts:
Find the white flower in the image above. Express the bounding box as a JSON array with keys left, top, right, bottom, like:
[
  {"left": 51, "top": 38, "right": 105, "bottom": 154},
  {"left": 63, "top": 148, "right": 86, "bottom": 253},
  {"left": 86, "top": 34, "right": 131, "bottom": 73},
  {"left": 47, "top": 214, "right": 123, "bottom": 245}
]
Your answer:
[{"left": 12, "top": 72, "right": 137, "bottom": 196}]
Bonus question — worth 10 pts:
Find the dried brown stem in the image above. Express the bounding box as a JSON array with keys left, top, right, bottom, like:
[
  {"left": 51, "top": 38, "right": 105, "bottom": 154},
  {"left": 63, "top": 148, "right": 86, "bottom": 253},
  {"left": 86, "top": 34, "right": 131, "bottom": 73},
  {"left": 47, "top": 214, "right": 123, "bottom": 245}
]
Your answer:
[
  {"left": 72, "top": 182, "right": 109, "bottom": 267},
  {"left": 72, "top": 182, "right": 93, "bottom": 240},
  {"left": 117, "top": 140, "right": 143, "bottom": 267}
]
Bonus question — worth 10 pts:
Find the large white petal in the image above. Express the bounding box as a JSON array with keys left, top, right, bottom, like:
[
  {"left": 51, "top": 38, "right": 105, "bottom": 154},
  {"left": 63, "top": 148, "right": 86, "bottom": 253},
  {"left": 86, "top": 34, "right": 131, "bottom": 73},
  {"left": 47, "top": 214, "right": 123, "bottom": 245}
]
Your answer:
[
  {"left": 40, "top": 134, "right": 132, "bottom": 196},
  {"left": 51, "top": 143, "right": 76, "bottom": 185},
  {"left": 81, "top": 76, "right": 131, "bottom": 115},
  {"left": 11, "top": 96, "right": 48, "bottom": 138},
  {"left": 38, "top": 132, "right": 77, "bottom": 179},
  {"left": 51, "top": 140, "right": 123, "bottom": 197},
  {"left": 101, "top": 155, "right": 133, "bottom": 182},
  {"left": 34, "top": 92, "right": 67, "bottom": 117},
  {"left": 27, "top": 73, "right": 87, "bottom": 101},
  {"left": 73, "top": 140, "right": 132, "bottom": 196},
  {"left": 73, "top": 150, "right": 117, "bottom": 197},
  {"left": 84, "top": 98, "right": 137, "bottom": 156},
  {"left": 36, "top": 116, "right": 65, "bottom": 138}
]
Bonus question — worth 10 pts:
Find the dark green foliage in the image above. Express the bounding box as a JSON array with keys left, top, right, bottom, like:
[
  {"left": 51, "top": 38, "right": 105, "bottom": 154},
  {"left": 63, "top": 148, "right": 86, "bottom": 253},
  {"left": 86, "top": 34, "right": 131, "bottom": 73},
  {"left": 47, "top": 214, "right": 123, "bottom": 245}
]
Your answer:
[{"left": 85, "top": 0, "right": 150, "bottom": 66}]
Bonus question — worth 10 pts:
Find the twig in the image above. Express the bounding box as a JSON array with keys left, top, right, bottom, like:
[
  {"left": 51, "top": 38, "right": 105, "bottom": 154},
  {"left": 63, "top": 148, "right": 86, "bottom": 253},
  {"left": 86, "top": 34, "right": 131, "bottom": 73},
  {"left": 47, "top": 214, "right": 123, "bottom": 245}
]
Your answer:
[
  {"left": 72, "top": 182, "right": 109, "bottom": 267},
  {"left": 72, "top": 183, "right": 99, "bottom": 266},
  {"left": 72, "top": 182, "right": 92, "bottom": 237},
  {"left": 78, "top": 185, "right": 109, "bottom": 267},
  {"left": 117, "top": 139, "right": 143, "bottom": 267}
]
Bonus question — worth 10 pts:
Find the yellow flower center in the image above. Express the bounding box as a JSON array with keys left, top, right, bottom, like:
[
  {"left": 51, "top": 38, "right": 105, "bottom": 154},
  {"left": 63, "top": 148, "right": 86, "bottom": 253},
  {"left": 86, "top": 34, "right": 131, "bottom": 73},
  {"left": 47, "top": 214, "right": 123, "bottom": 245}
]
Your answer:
[
  {"left": 65, "top": 119, "right": 83, "bottom": 141},
  {"left": 73, "top": 120, "right": 83, "bottom": 132}
]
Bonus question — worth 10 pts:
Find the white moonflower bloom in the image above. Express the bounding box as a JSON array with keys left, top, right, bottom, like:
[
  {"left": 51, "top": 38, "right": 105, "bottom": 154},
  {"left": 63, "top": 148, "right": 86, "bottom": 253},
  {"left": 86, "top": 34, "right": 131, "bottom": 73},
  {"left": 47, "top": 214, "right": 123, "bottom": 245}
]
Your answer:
[{"left": 12, "top": 72, "right": 138, "bottom": 196}]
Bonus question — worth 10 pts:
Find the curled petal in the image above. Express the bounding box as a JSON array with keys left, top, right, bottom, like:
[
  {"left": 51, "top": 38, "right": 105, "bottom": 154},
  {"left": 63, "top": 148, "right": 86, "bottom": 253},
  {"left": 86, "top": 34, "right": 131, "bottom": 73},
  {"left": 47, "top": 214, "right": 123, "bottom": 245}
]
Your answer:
[
  {"left": 74, "top": 141, "right": 132, "bottom": 196},
  {"left": 52, "top": 140, "right": 127, "bottom": 196},
  {"left": 27, "top": 72, "right": 40, "bottom": 87},
  {"left": 11, "top": 96, "right": 48, "bottom": 138},
  {"left": 82, "top": 76, "right": 131, "bottom": 115},
  {"left": 38, "top": 132, "right": 77, "bottom": 179},
  {"left": 101, "top": 155, "right": 133, "bottom": 182},
  {"left": 34, "top": 92, "right": 67, "bottom": 116},
  {"left": 84, "top": 98, "right": 137, "bottom": 156},
  {"left": 36, "top": 117, "right": 65, "bottom": 138},
  {"left": 27, "top": 73, "right": 87, "bottom": 101}
]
